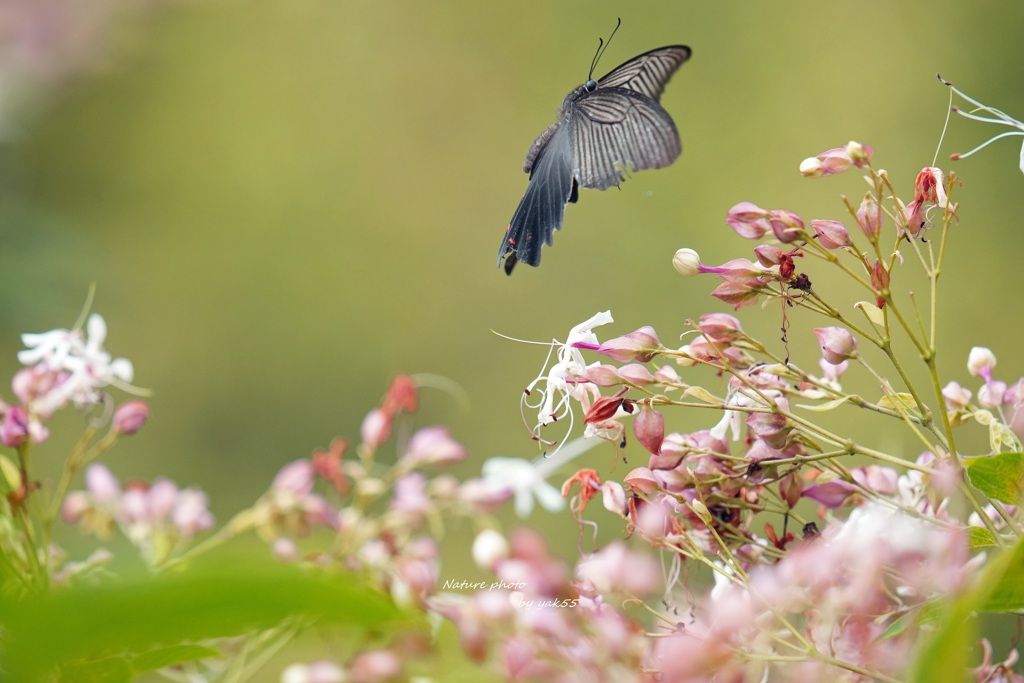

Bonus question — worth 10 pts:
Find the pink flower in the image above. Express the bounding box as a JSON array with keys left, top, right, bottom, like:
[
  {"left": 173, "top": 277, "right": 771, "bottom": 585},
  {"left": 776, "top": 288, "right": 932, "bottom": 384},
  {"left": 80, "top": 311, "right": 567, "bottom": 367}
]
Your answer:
[
  {"left": 814, "top": 326, "right": 858, "bottom": 364},
  {"left": 348, "top": 649, "right": 401, "bottom": 683},
  {"left": 697, "top": 313, "right": 744, "bottom": 344},
  {"left": 360, "top": 408, "right": 391, "bottom": 448},
  {"left": 272, "top": 460, "right": 315, "bottom": 496},
  {"left": 768, "top": 209, "right": 804, "bottom": 243},
  {"left": 802, "top": 478, "right": 859, "bottom": 508},
  {"left": 799, "top": 141, "right": 875, "bottom": 177},
  {"left": 575, "top": 542, "right": 661, "bottom": 596},
  {"left": 942, "top": 381, "right": 972, "bottom": 409},
  {"left": 403, "top": 426, "right": 466, "bottom": 467}
]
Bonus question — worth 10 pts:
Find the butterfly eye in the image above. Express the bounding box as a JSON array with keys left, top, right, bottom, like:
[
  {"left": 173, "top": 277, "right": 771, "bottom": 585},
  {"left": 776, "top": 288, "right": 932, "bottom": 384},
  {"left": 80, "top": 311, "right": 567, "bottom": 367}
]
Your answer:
[{"left": 584, "top": 79, "right": 598, "bottom": 92}]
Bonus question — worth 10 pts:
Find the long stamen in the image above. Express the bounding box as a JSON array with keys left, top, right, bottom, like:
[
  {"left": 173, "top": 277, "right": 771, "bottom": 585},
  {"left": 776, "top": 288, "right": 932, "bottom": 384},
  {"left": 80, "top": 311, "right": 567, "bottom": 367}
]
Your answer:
[
  {"left": 953, "top": 130, "right": 1024, "bottom": 159},
  {"left": 953, "top": 108, "right": 1024, "bottom": 130}
]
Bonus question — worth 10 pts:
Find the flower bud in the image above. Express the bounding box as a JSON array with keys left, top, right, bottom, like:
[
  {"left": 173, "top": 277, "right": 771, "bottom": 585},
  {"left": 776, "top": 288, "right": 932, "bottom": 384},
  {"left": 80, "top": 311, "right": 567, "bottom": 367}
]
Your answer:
[
  {"left": 856, "top": 195, "right": 882, "bottom": 239},
  {"left": 113, "top": 400, "right": 150, "bottom": 435},
  {"left": 360, "top": 408, "right": 391, "bottom": 449},
  {"left": 768, "top": 210, "right": 804, "bottom": 243},
  {"left": 967, "top": 347, "right": 997, "bottom": 380},
  {"left": 942, "top": 381, "right": 972, "bottom": 410},
  {"left": 726, "top": 202, "right": 771, "bottom": 239},
  {"left": 403, "top": 426, "right": 466, "bottom": 467},
  {"left": 810, "top": 219, "right": 851, "bottom": 249},
  {"left": 672, "top": 248, "right": 702, "bottom": 276},
  {"left": 633, "top": 402, "right": 664, "bottom": 455},
  {"left": 601, "top": 481, "right": 627, "bottom": 514},
  {"left": 698, "top": 313, "right": 744, "bottom": 344},
  {"left": 813, "top": 327, "right": 858, "bottom": 365},
  {"left": 472, "top": 529, "right": 509, "bottom": 571},
  {"left": 596, "top": 326, "right": 661, "bottom": 363}
]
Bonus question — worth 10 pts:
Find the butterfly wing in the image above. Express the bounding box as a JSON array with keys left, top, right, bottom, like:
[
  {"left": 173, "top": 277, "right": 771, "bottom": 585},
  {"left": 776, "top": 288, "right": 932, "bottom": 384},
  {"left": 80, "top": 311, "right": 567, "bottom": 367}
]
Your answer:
[
  {"left": 498, "top": 122, "right": 574, "bottom": 270},
  {"left": 570, "top": 88, "right": 681, "bottom": 190},
  {"left": 569, "top": 45, "right": 689, "bottom": 190},
  {"left": 596, "top": 45, "right": 691, "bottom": 99}
]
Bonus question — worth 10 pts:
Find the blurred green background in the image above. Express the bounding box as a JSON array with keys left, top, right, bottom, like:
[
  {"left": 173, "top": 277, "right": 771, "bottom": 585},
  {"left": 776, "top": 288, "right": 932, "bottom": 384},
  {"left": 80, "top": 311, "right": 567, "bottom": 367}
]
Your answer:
[{"left": 2, "top": 0, "right": 1024, "bottom": 555}]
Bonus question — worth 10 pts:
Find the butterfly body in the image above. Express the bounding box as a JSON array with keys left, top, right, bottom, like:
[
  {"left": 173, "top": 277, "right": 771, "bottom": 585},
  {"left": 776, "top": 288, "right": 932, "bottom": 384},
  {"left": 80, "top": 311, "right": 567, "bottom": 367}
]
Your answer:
[{"left": 498, "top": 45, "right": 691, "bottom": 274}]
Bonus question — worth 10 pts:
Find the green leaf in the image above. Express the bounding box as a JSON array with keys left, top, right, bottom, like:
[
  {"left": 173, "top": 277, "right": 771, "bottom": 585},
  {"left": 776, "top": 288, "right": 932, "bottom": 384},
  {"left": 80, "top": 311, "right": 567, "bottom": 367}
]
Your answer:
[
  {"left": 979, "top": 536, "right": 1024, "bottom": 612},
  {"left": 965, "top": 452, "right": 1024, "bottom": 505},
  {"left": 59, "top": 656, "right": 133, "bottom": 683},
  {"left": 967, "top": 525, "right": 998, "bottom": 551},
  {"left": 0, "top": 563, "right": 405, "bottom": 680},
  {"left": 131, "top": 644, "right": 221, "bottom": 673}
]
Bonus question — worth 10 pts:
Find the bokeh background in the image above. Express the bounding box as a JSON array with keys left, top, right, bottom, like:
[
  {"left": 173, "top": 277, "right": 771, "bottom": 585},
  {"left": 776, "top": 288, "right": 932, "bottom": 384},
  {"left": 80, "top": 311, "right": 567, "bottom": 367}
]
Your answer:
[{"left": 2, "top": 0, "right": 1024, "bottom": 638}]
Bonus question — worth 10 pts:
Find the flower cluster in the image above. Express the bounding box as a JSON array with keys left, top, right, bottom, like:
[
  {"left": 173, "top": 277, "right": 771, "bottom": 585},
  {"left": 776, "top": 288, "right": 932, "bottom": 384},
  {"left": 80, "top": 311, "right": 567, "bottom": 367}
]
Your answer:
[{"left": 482, "top": 140, "right": 1024, "bottom": 681}]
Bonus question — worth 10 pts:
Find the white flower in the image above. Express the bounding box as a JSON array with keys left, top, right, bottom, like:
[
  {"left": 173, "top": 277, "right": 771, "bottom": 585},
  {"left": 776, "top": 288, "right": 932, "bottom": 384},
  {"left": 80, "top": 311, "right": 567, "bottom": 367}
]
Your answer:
[
  {"left": 523, "top": 311, "right": 613, "bottom": 431},
  {"left": 479, "top": 437, "right": 598, "bottom": 518},
  {"left": 17, "top": 313, "right": 134, "bottom": 415}
]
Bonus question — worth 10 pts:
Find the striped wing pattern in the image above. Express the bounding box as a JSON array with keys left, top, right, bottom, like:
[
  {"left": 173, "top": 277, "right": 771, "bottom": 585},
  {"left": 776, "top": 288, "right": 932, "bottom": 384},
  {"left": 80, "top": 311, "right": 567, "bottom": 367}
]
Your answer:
[
  {"left": 596, "top": 46, "right": 691, "bottom": 100},
  {"left": 498, "top": 44, "right": 690, "bottom": 273},
  {"left": 570, "top": 90, "right": 680, "bottom": 190}
]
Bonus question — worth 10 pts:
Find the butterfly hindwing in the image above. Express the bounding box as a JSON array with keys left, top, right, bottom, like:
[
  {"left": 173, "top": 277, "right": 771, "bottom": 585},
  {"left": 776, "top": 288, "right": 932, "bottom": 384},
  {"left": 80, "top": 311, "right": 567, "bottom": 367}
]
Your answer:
[{"left": 570, "top": 89, "right": 680, "bottom": 190}]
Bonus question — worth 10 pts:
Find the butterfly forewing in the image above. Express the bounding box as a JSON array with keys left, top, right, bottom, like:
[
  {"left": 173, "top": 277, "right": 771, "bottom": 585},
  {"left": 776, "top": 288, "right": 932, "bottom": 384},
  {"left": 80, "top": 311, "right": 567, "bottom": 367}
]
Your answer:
[{"left": 596, "top": 46, "right": 691, "bottom": 99}]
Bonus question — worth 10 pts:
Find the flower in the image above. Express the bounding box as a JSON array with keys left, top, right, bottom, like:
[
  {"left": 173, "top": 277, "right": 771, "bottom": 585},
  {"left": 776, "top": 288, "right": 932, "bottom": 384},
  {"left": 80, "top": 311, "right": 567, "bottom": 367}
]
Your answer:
[
  {"left": 402, "top": 426, "right": 466, "bottom": 468},
  {"left": 17, "top": 313, "right": 134, "bottom": 416},
  {"left": 672, "top": 248, "right": 701, "bottom": 275},
  {"left": 799, "top": 141, "right": 875, "bottom": 177},
  {"left": 479, "top": 437, "right": 598, "bottom": 518}
]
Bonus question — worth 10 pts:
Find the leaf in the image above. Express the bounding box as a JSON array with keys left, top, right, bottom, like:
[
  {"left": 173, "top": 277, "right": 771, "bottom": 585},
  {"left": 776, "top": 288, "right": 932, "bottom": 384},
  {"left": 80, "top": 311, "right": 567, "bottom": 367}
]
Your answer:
[
  {"left": 878, "top": 392, "right": 919, "bottom": 414},
  {"left": 979, "top": 536, "right": 1024, "bottom": 612},
  {"left": 0, "top": 453, "right": 21, "bottom": 490},
  {"left": 909, "top": 538, "right": 1024, "bottom": 682},
  {"left": 967, "top": 525, "right": 998, "bottom": 551},
  {"left": 682, "top": 386, "right": 719, "bottom": 404},
  {"left": 965, "top": 452, "right": 1024, "bottom": 505},
  {"left": 131, "top": 644, "right": 222, "bottom": 673},
  {"left": 796, "top": 396, "right": 852, "bottom": 412},
  {"left": 854, "top": 301, "right": 885, "bottom": 326},
  {"left": 0, "top": 563, "right": 404, "bottom": 680}
]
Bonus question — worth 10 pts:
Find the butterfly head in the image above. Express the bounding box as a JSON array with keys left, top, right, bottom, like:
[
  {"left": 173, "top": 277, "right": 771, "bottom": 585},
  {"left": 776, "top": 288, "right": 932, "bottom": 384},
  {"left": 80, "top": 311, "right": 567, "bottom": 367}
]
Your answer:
[{"left": 584, "top": 79, "right": 598, "bottom": 92}]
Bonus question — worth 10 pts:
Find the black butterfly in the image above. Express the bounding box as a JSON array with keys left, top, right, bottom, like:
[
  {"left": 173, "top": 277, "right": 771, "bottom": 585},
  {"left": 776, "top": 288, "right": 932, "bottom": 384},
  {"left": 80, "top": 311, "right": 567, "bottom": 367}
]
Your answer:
[{"left": 497, "top": 43, "right": 691, "bottom": 274}]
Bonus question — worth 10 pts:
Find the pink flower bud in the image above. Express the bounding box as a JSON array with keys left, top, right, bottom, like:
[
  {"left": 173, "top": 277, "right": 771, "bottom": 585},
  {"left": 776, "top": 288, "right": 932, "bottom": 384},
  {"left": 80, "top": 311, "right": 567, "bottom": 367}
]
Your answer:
[
  {"left": 942, "top": 381, "right": 972, "bottom": 409},
  {"left": 779, "top": 472, "right": 802, "bottom": 509},
  {"left": 979, "top": 381, "right": 1007, "bottom": 409},
  {"left": 349, "top": 649, "right": 401, "bottom": 683},
  {"left": 83, "top": 464, "right": 119, "bottom": 501},
  {"left": 856, "top": 195, "right": 882, "bottom": 238},
  {"left": 617, "top": 363, "right": 656, "bottom": 386},
  {"left": 113, "top": 400, "right": 149, "bottom": 435},
  {"left": 403, "top": 426, "right": 466, "bottom": 467},
  {"left": 753, "top": 244, "right": 785, "bottom": 267},
  {"left": 1, "top": 405, "right": 29, "bottom": 447},
  {"left": 745, "top": 412, "right": 791, "bottom": 450},
  {"left": 712, "top": 280, "right": 765, "bottom": 310},
  {"left": 623, "top": 467, "right": 658, "bottom": 495},
  {"left": 810, "top": 219, "right": 851, "bottom": 249},
  {"left": 272, "top": 459, "right": 315, "bottom": 495},
  {"left": 360, "top": 408, "right": 391, "bottom": 448},
  {"left": 726, "top": 202, "right": 771, "bottom": 239},
  {"left": 768, "top": 210, "right": 804, "bottom": 243},
  {"left": 596, "top": 326, "right": 661, "bottom": 363},
  {"left": 801, "top": 479, "right": 859, "bottom": 508},
  {"left": 672, "top": 248, "right": 702, "bottom": 276},
  {"left": 698, "top": 313, "right": 744, "bottom": 344},
  {"left": 601, "top": 481, "right": 627, "bottom": 514},
  {"left": 173, "top": 488, "right": 214, "bottom": 536},
  {"left": 583, "top": 364, "right": 622, "bottom": 387},
  {"left": 813, "top": 327, "right": 858, "bottom": 365},
  {"left": 799, "top": 143, "right": 874, "bottom": 177},
  {"left": 633, "top": 402, "right": 664, "bottom": 455}
]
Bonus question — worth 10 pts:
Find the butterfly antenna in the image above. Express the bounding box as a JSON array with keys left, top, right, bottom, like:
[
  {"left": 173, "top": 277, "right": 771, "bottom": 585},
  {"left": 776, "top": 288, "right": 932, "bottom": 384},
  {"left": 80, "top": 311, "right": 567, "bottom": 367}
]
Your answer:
[{"left": 589, "top": 17, "right": 622, "bottom": 80}]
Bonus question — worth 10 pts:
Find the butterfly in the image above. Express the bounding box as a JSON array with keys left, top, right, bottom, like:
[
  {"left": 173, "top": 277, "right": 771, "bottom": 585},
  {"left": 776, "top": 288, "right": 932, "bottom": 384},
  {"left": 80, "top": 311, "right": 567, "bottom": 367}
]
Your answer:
[{"left": 497, "top": 41, "right": 691, "bottom": 274}]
